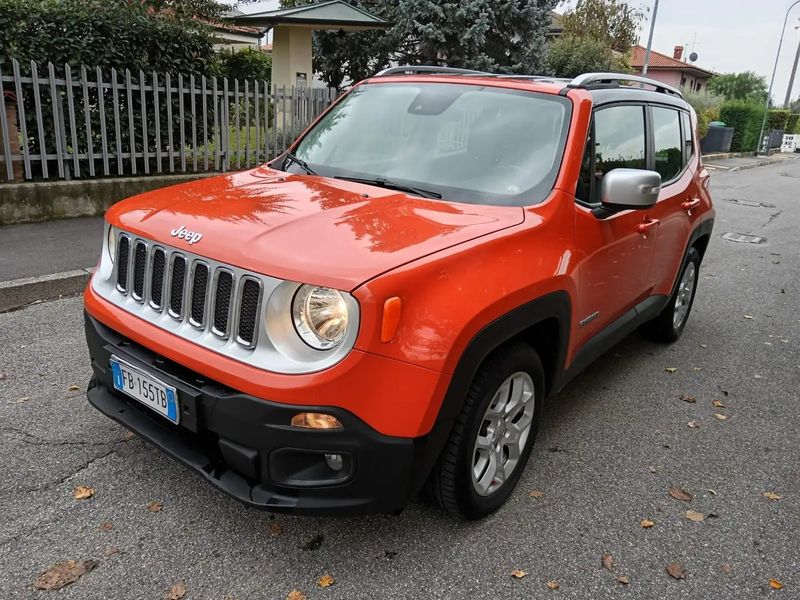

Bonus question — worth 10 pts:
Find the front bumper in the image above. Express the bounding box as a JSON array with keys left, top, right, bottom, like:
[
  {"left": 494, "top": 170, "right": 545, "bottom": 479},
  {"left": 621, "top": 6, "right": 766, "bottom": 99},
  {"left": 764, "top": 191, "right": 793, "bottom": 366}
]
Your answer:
[{"left": 85, "top": 313, "right": 426, "bottom": 515}]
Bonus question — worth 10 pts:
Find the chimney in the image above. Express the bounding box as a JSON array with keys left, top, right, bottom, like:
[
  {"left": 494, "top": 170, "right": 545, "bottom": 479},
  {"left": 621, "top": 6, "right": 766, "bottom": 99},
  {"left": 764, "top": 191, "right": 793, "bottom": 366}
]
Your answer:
[{"left": 673, "top": 46, "right": 684, "bottom": 61}]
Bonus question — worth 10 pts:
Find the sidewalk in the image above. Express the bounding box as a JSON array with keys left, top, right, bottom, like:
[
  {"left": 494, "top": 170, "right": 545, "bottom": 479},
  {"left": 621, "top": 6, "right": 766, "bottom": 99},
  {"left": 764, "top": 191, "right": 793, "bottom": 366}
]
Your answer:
[
  {"left": 0, "top": 216, "right": 103, "bottom": 311},
  {"left": 703, "top": 152, "right": 798, "bottom": 172}
]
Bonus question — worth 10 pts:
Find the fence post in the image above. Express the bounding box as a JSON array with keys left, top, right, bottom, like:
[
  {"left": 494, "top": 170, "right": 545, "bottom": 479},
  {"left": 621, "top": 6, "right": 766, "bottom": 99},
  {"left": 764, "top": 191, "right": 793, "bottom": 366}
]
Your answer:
[{"left": 0, "top": 90, "right": 23, "bottom": 182}]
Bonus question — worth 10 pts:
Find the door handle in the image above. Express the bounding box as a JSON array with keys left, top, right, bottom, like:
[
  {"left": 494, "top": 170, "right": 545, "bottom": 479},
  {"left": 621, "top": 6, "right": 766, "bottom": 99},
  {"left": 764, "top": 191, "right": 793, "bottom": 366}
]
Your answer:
[
  {"left": 637, "top": 218, "right": 659, "bottom": 236},
  {"left": 681, "top": 198, "right": 701, "bottom": 214}
]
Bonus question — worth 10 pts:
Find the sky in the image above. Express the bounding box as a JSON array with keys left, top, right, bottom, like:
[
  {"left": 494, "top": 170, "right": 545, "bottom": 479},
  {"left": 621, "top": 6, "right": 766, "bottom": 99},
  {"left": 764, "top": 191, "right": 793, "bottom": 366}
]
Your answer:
[{"left": 228, "top": 0, "right": 800, "bottom": 104}]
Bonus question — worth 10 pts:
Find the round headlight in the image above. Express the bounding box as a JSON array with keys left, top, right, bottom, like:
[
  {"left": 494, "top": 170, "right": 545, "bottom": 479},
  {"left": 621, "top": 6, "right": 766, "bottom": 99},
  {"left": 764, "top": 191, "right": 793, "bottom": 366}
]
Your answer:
[
  {"left": 107, "top": 227, "right": 116, "bottom": 264},
  {"left": 292, "top": 285, "right": 349, "bottom": 350}
]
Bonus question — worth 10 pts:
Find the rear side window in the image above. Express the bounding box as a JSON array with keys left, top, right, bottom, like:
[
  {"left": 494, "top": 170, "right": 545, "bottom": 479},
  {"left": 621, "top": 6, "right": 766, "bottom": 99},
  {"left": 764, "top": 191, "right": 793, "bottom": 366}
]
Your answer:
[
  {"left": 681, "top": 111, "right": 694, "bottom": 166},
  {"left": 652, "top": 107, "right": 682, "bottom": 182}
]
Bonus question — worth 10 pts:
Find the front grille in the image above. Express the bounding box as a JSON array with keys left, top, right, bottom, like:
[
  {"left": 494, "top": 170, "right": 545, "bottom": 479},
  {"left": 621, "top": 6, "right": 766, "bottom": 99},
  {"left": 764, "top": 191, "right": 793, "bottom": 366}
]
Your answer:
[
  {"left": 110, "top": 231, "right": 263, "bottom": 350},
  {"left": 169, "top": 255, "right": 187, "bottom": 318},
  {"left": 116, "top": 235, "right": 130, "bottom": 291},
  {"left": 132, "top": 241, "right": 147, "bottom": 300},
  {"left": 190, "top": 263, "right": 209, "bottom": 326},
  {"left": 150, "top": 248, "right": 166, "bottom": 309}
]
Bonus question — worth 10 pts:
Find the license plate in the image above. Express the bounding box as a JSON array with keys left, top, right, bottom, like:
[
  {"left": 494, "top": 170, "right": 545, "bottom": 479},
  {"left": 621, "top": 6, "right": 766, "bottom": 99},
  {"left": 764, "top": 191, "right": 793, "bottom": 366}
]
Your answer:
[{"left": 110, "top": 356, "right": 179, "bottom": 424}]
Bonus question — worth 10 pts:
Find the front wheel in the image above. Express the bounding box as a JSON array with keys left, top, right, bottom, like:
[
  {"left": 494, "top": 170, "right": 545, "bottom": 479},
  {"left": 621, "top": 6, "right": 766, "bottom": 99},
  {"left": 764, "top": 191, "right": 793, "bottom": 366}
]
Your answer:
[
  {"left": 428, "top": 343, "right": 544, "bottom": 519},
  {"left": 643, "top": 246, "right": 701, "bottom": 343}
]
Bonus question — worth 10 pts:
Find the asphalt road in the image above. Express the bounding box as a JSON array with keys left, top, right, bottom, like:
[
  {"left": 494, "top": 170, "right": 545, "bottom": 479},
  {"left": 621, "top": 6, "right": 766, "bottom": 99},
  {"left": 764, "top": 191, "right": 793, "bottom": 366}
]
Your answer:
[{"left": 1, "top": 159, "right": 798, "bottom": 599}]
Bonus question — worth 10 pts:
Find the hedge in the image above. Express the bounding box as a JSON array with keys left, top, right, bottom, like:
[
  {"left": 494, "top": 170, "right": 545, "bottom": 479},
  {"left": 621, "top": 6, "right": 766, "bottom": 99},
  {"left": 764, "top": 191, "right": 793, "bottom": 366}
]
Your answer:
[
  {"left": 719, "top": 100, "right": 765, "bottom": 152},
  {"left": 766, "top": 109, "right": 791, "bottom": 132},
  {"left": 787, "top": 113, "right": 800, "bottom": 135}
]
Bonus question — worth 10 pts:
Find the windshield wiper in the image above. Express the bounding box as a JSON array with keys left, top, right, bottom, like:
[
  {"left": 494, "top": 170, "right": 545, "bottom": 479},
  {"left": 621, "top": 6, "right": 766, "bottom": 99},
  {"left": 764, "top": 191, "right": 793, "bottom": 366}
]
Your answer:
[
  {"left": 284, "top": 152, "right": 317, "bottom": 176},
  {"left": 333, "top": 176, "right": 442, "bottom": 199}
]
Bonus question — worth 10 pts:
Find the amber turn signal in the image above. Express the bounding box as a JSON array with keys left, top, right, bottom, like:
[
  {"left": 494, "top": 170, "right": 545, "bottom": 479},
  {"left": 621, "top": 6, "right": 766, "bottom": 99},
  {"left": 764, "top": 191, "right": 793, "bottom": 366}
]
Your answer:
[
  {"left": 380, "top": 296, "right": 402, "bottom": 343},
  {"left": 290, "top": 412, "right": 343, "bottom": 429}
]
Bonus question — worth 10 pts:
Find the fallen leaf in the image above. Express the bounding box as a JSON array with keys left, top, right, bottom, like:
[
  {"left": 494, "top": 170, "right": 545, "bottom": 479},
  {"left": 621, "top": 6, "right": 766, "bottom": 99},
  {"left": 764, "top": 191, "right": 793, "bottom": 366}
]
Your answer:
[
  {"left": 669, "top": 487, "right": 693, "bottom": 502},
  {"left": 73, "top": 485, "right": 95, "bottom": 500},
  {"left": 680, "top": 394, "right": 696, "bottom": 403},
  {"left": 529, "top": 490, "right": 544, "bottom": 499},
  {"left": 511, "top": 569, "right": 528, "bottom": 579},
  {"left": 0, "top": 372, "right": 6, "bottom": 380},
  {"left": 708, "top": 489, "right": 717, "bottom": 496},
  {"left": 287, "top": 590, "right": 307, "bottom": 600},
  {"left": 546, "top": 580, "right": 560, "bottom": 590},
  {"left": 164, "top": 581, "right": 186, "bottom": 600},
  {"left": 688, "top": 421, "right": 699, "bottom": 429},
  {"left": 301, "top": 533, "right": 325, "bottom": 551},
  {"left": 721, "top": 564, "right": 732, "bottom": 575},
  {"left": 769, "top": 579, "right": 784, "bottom": 590},
  {"left": 699, "top": 344, "right": 708, "bottom": 349},
  {"left": 105, "top": 547, "right": 120, "bottom": 556},
  {"left": 7, "top": 396, "right": 30, "bottom": 404},
  {"left": 649, "top": 466, "right": 657, "bottom": 474},
  {"left": 640, "top": 519, "right": 655, "bottom": 528},
  {"left": 692, "top": 367, "right": 703, "bottom": 372},
  {"left": 666, "top": 563, "right": 686, "bottom": 580},
  {"left": 665, "top": 367, "right": 678, "bottom": 373},
  {"left": 601, "top": 553, "right": 614, "bottom": 571},
  {"left": 123, "top": 431, "right": 135, "bottom": 440},
  {"left": 268, "top": 522, "right": 283, "bottom": 537},
  {"left": 146, "top": 500, "right": 163, "bottom": 513},
  {"left": 617, "top": 575, "right": 630, "bottom": 585},
  {"left": 68, "top": 384, "right": 81, "bottom": 391},
  {"left": 763, "top": 492, "right": 783, "bottom": 501},
  {"left": 98, "top": 521, "right": 113, "bottom": 531},
  {"left": 713, "top": 400, "right": 726, "bottom": 408},
  {"left": 317, "top": 573, "right": 335, "bottom": 588},
  {"left": 34, "top": 560, "right": 97, "bottom": 590},
  {"left": 714, "top": 413, "right": 728, "bottom": 421},
  {"left": 744, "top": 315, "right": 754, "bottom": 320},
  {"left": 685, "top": 509, "right": 705, "bottom": 522}
]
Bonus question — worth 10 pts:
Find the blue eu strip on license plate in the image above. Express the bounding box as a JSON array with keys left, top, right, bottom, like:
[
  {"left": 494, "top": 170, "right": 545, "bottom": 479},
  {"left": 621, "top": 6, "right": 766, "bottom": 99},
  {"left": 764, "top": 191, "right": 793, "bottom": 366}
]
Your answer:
[{"left": 110, "top": 356, "right": 179, "bottom": 424}]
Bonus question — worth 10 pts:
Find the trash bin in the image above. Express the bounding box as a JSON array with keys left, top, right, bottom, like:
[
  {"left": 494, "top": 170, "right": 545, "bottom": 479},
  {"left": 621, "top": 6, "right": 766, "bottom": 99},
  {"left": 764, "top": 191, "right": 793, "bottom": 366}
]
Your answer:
[{"left": 700, "top": 125, "right": 734, "bottom": 153}]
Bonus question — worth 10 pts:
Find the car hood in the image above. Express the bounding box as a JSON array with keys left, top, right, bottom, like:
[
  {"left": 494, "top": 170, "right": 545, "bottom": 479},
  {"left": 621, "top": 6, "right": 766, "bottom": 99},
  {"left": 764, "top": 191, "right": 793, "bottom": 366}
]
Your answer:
[{"left": 107, "top": 167, "right": 525, "bottom": 290}]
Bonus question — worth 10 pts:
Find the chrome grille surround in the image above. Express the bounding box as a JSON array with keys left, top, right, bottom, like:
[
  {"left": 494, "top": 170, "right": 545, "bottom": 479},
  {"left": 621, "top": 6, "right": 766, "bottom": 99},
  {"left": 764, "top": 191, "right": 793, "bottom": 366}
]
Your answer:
[{"left": 92, "top": 225, "right": 360, "bottom": 375}]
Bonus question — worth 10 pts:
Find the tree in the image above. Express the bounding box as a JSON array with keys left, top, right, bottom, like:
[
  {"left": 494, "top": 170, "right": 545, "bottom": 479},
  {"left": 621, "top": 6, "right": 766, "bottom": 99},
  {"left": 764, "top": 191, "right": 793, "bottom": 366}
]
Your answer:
[
  {"left": 545, "top": 36, "right": 629, "bottom": 78},
  {"left": 279, "top": 0, "right": 558, "bottom": 90},
  {"left": 217, "top": 48, "right": 272, "bottom": 83},
  {"left": 707, "top": 71, "right": 769, "bottom": 103},
  {"left": 560, "top": 0, "right": 643, "bottom": 53}
]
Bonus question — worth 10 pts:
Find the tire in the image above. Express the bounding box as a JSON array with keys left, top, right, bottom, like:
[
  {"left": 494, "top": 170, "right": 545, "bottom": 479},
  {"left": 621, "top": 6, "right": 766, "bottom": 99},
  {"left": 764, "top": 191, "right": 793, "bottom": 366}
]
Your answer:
[
  {"left": 428, "top": 343, "right": 545, "bottom": 519},
  {"left": 643, "top": 246, "right": 701, "bottom": 343}
]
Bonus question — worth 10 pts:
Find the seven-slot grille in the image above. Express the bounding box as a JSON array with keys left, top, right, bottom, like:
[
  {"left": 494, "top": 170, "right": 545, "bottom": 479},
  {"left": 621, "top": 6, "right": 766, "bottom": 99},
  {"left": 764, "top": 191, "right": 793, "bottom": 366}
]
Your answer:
[{"left": 114, "top": 233, "right": 262, "bottom": 348}]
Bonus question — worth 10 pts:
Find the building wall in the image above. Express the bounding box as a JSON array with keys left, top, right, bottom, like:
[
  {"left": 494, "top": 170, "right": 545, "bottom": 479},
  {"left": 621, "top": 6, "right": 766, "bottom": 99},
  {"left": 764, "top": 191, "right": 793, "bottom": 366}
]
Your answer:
[{"left": 632, "top": 69, "right": 710, "bottom": 93}]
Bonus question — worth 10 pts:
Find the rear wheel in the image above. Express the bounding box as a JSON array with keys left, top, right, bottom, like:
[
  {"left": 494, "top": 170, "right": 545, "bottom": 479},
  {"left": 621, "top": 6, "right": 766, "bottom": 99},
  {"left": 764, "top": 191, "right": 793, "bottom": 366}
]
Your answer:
[
  {"left": 429, "top": 343, "right": 544, "bottom": 519},
  {"left": 643, "top": 246, "right": 701, "bottom": 343}
]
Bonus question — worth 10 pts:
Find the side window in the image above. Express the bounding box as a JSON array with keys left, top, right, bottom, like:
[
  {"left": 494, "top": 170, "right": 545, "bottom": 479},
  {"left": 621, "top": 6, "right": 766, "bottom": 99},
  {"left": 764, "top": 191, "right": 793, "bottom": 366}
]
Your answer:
[
  {"left": 581, "top": 105, "right": 646, "bottom": 203},
  {"left": 652, "top": 107, "right": 683, "bottom": 182},
  {"left": 681, "top": 111, "right": 694, "bottom": 166}
]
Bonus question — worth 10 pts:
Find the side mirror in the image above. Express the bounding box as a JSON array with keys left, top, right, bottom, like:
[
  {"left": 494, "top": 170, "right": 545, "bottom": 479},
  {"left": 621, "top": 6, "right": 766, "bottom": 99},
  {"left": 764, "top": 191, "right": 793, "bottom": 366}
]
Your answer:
[{"left": 598, "top": 169, "right": 661, "bottom": 211}]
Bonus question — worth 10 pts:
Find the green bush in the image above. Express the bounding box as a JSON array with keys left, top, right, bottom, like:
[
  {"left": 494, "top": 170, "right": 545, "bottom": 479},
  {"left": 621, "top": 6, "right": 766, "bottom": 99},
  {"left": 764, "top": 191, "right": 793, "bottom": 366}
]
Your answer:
[
  {"left": 766, "top": 109, "right": 791, "bottom": 132},
  {"left": 788, "top": 113, "right": 800, "bottom": 134},
  {"left": 217, "top": 49, "right": 272, "bottom": 84},
  {"left": 682, "top": 89, "right": 723, "bottom": 138},
  {"left": 719, "top": 100, "right": 765, "bottom": 152},
  {"left": 545, "top": 36, "right": 630, "bottom": 78}
]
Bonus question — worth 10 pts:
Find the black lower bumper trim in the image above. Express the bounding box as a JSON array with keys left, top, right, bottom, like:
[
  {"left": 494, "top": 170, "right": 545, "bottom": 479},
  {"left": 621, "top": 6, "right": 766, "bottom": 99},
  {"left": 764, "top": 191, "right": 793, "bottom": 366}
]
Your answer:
[{"left": 84, "top": 312, "right": 421, "bottom": 515}]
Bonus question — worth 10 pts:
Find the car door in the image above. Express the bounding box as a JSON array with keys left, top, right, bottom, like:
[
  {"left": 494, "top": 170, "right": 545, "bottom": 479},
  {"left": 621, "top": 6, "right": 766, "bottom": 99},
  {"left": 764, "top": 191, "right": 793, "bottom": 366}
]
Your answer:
[
  {"left": 573, "top": 103, "right": 658, "bottom": 348},
  {"left": 646, "top": 107, "right": 697, "bottom": 292}
]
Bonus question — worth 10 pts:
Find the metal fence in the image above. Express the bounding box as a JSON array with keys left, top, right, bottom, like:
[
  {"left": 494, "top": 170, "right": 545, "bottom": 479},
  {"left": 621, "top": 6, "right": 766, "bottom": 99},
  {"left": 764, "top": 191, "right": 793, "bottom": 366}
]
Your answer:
[{"left": 0, "top": 59, "right": 337, "bottom": 183}]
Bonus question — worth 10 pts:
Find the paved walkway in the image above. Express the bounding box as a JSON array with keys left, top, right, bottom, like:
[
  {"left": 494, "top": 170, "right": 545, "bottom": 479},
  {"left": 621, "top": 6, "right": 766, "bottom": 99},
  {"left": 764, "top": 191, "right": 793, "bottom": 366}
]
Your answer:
[
  {"left": 703, "top": 153, "right": 798, "bottom": 172},
  {"left": 0, "top": 216, "right": 103, "bottom": 281}
]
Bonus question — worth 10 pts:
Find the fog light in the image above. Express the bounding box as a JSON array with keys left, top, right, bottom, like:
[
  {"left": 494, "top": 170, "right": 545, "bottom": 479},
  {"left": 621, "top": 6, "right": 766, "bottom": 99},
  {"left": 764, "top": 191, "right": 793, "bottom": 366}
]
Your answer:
[
  {"left": 290, "top": 412, "right": 342, "bottom": 429},
  {"left": 324, "top": 453, "right": 344, "bottom": 471}
]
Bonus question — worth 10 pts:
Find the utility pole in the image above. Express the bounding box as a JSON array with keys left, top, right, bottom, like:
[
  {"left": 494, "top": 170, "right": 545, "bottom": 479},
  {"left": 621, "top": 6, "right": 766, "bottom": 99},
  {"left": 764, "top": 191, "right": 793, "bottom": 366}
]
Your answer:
[
  {"left": 642, "top": 0, "right": 659, "bottom": 76},
  {"left": 784, "top": 25, "right": 800, "bottom": 108}
]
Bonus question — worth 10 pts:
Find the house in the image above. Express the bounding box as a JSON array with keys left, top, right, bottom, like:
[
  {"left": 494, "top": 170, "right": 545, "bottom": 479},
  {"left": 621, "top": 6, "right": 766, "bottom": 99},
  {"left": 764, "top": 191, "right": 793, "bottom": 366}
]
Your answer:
[
  {"left": 213, "top": 8, "right": 264, "bottom": 51},
  {"left": 631, "top": 45, "right": 714, "bottom": 93}
]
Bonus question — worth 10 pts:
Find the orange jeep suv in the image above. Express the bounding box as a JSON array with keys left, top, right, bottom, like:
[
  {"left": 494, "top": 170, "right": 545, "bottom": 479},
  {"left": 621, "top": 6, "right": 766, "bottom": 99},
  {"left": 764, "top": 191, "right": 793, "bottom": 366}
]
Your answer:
[{"left": 84, "top": 68, "right": 714, "bottom": 519}]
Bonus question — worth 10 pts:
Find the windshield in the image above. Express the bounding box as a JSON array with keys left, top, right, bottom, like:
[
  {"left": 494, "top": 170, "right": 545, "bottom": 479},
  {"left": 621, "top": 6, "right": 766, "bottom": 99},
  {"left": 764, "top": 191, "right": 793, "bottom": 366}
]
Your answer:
[{"left": 288, "top": 82, "right": 571, "bottom": 206}]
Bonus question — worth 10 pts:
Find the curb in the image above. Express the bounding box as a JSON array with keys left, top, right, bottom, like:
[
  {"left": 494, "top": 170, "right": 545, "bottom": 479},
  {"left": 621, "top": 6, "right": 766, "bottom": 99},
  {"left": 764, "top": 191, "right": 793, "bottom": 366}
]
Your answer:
[
  {"left": 728, "top": 159, "right": 784, "bottom": 173},
  {"left": 0, "top": 267, "right": 95, "bottom": 312}
]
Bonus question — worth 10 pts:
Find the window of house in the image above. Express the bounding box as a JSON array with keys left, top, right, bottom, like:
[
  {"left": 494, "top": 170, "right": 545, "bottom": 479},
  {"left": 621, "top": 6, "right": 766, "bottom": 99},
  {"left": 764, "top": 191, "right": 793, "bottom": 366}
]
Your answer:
[
  {"left": 652, "top": 106, "right": 682, "bottom": 182},
  {"left": 681, "top": 111, "right": 694, "bottom": 166}
]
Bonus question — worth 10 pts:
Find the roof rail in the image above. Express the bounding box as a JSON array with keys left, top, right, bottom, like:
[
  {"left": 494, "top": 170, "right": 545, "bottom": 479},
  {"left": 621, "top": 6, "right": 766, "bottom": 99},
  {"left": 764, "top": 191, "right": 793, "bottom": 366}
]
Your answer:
[
  {"left": 374, "top": 65, "right": 488, "bottom": 77},
  {"left": 566, "top": 72, "right": 683, "bottom": 98}
]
